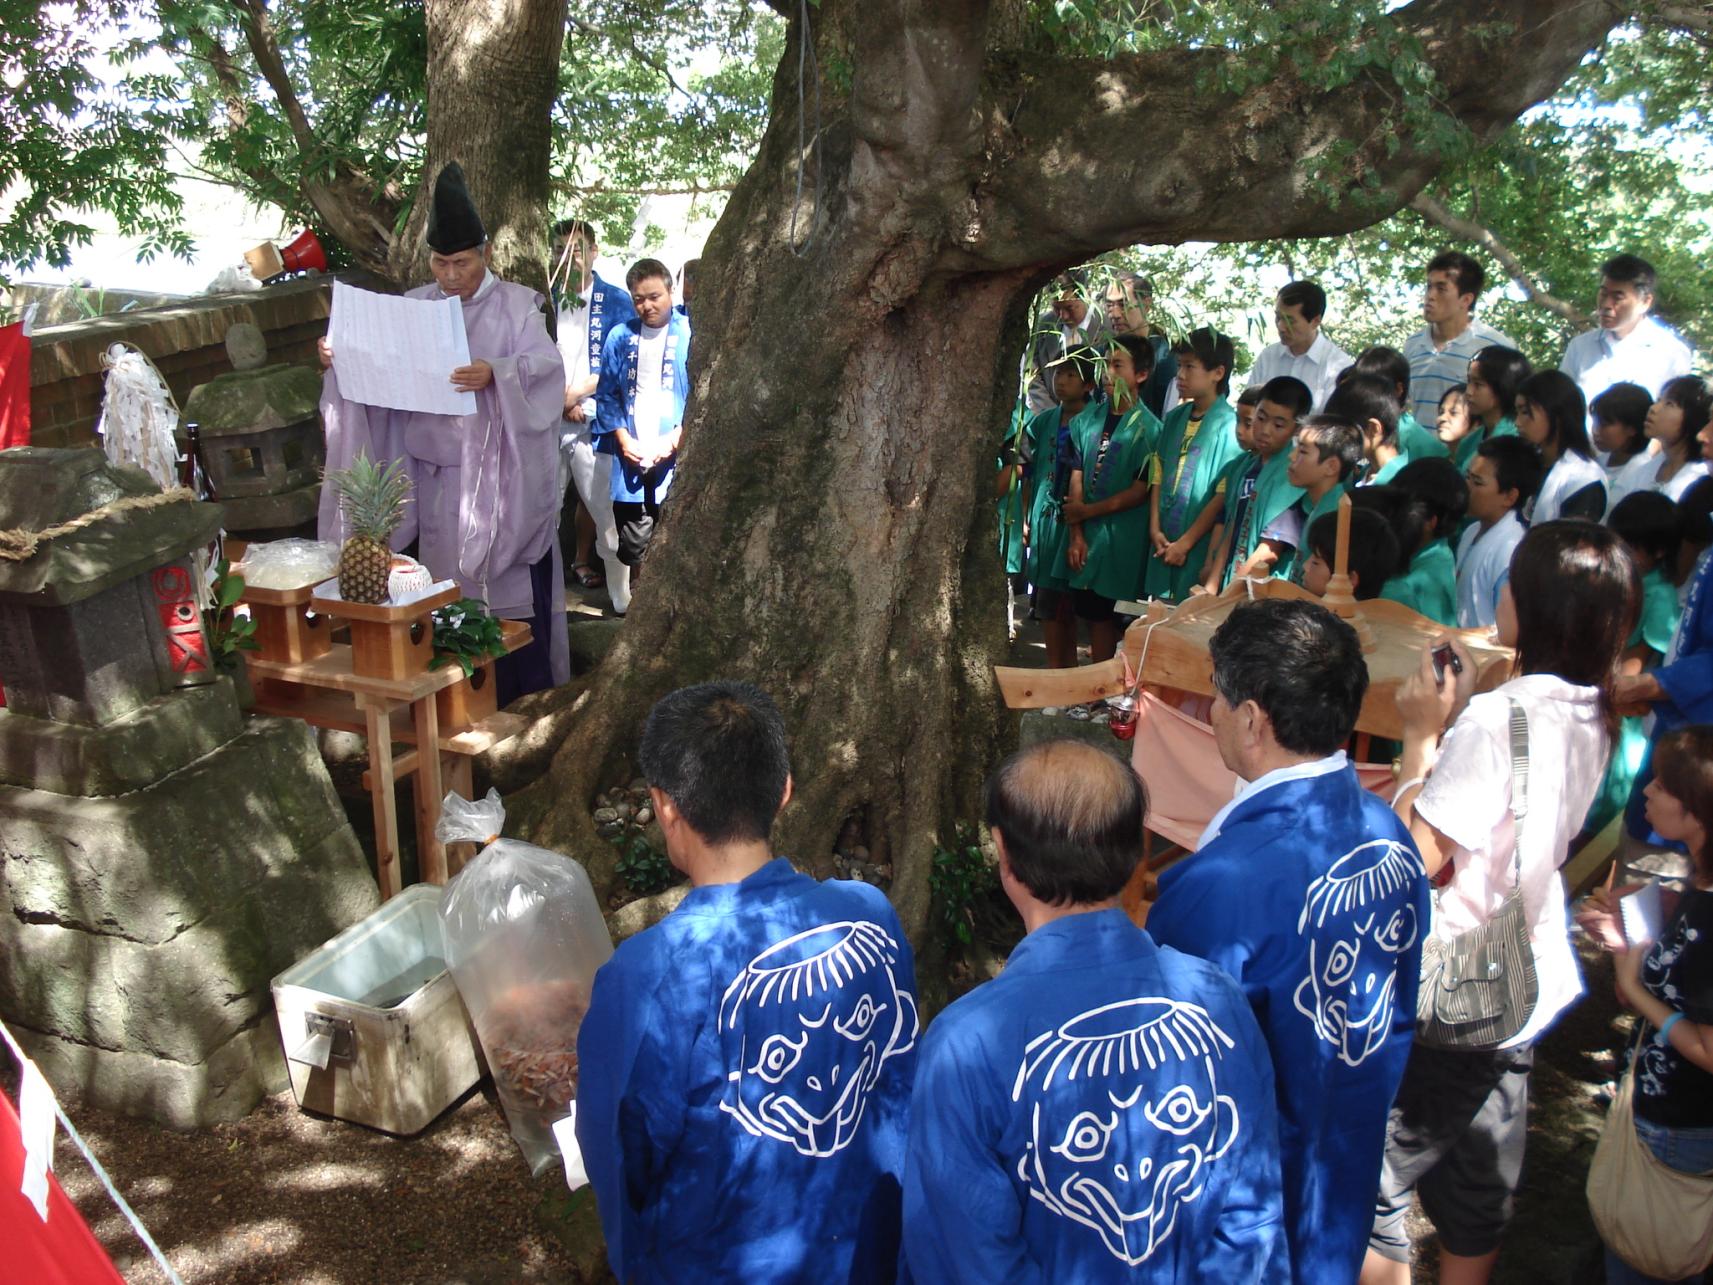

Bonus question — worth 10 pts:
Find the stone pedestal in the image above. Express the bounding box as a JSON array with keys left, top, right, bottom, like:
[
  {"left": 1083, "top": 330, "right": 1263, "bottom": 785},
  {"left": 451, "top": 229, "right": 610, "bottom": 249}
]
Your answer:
[
  {"left": 0, "top": 714, "right": 380, "bottom": 1126},
  {"left": 0, "top": 449, "right": 379, "bottom": 1126}
]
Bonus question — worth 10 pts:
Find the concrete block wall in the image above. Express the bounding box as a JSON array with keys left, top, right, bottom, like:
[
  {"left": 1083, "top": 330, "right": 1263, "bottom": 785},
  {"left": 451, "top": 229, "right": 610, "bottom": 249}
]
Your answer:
[{"left": 27, "top": 276, "right": 335, "bottom": 451}]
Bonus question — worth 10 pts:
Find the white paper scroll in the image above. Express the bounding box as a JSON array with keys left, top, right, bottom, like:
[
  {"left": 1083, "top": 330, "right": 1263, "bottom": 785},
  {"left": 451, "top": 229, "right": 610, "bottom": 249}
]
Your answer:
[{"left": 328, "top": 281, "right": 478, "bottom": 417}]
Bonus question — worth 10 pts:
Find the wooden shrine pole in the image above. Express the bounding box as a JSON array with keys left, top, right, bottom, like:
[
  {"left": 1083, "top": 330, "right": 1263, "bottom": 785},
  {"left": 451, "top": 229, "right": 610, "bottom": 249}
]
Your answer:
[{"left": 1319, "top": 492, "right": 1375, "bottom": 650}]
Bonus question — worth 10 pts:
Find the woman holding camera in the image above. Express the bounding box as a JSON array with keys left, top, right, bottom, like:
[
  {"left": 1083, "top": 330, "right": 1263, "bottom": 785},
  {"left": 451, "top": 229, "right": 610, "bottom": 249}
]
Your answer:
[{"left": 1361, "top": 522, "right": 1640, "bottom": 1285}]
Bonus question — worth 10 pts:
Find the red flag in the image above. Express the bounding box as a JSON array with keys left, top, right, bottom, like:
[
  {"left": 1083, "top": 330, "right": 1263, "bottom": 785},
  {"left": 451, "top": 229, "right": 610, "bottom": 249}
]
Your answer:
[
  {"left": 0, "top": 1090, "right": 126, "bottom": 1283},
  {"left": 0, "top": 320, "right": 29, "bottom": 449}
]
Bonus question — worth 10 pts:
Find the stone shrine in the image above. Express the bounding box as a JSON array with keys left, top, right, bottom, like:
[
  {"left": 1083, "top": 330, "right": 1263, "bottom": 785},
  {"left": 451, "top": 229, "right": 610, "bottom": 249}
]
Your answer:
[{"left": 0, "top": 449, "right": 378, "bottom": 1126}]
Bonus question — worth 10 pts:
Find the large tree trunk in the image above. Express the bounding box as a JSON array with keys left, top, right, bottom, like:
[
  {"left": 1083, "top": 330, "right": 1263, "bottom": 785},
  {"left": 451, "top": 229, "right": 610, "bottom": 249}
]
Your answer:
[
  {"left": 503, "top": 0, "right": 1622, "bottom": 943},
  {"left": 386, "top": 0, "right": 568, "bottom": 292}
]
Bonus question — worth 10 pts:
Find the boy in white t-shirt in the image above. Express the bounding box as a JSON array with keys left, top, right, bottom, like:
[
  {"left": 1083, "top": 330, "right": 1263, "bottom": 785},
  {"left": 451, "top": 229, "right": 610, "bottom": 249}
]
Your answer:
[{"left": 1455, "top": 436, "right": 1542, "bottom": 628}]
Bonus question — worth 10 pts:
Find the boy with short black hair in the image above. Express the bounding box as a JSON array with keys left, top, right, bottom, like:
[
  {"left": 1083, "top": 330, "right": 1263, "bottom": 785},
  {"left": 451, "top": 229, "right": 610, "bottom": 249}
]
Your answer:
[
  {"left": 1283, "top": 415, "right": 1364, "bottom": 584},
  {"left": 577, "top": 682, "right": 918, "bottom": 1282},
  {"left": 1380, "top": 457, "right": 1468, "bottom": 626},
  {"left": 1454, "top": 436, "right": 1542, "bottom": 628},
  {"left": 1326, "top": 373, "right": 1405, "bottom": 485},
  {"left": 1202, "top": 376, "right": 1313, "bottom": 590},
  {"left": 1143, "top": 327, "right": 1243, "bottom": 601},
  {"left": 1299, "top": 508, "right": 1401, "bottom": 601},
  {"left": 1350, "top": 345, "right": 1449, "bottom": 464}
]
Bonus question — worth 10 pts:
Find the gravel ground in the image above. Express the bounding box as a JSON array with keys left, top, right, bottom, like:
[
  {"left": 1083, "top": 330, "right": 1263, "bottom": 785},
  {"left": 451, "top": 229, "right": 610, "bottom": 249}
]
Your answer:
[
  {"left": 52, "top": 1083, "right": 611, "bottom": 1284},
  {"left": 28, "top": 948, "right": 1625, "bottom": 1285}
]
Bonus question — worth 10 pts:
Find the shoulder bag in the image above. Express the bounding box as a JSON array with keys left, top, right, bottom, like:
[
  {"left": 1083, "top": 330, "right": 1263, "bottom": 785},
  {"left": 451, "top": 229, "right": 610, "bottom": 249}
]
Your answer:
[
  {"left": 1415, "top": 698, "right": 1540, "bottom": 1050},
  {"left": 1587, "top": 1036, "right": 1713, "bottom": 1279}
]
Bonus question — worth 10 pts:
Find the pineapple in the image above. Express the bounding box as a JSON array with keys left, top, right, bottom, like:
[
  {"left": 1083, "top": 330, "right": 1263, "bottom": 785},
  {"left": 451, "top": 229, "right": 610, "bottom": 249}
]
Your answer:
[{"left": 328, "top": 452, "right": 411, "bottom": 604}]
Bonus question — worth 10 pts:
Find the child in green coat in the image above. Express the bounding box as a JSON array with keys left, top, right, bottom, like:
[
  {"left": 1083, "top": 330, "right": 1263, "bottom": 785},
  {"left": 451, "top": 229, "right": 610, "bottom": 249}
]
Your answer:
[
  {"left": 1060, "top": 336, "right": 1163, "bottom": 662},
  {"left": 1142, "top": 328, "right": 1241, "bottom": 602},
  {"left": 1377, "top": 457, "right": 1468, "bottom": 626},
  {"left": 1200, "top": 376, "right": 1313, "bottom": 591},
  {"left": 1452, "top": 345, "right": 1529, "bottom": 470},
  {"left": 1025, "top": 354, "right": 1099, "bottom": 669},
  {"left": 1284, "top": 416, "right": 1364, "bottom": 584}
]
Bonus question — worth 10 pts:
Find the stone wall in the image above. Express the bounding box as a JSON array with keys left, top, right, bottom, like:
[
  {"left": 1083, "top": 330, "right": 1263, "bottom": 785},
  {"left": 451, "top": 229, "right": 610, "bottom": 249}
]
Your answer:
[{"left": 27, "top": 275, "right": 334, "bottom": 451}]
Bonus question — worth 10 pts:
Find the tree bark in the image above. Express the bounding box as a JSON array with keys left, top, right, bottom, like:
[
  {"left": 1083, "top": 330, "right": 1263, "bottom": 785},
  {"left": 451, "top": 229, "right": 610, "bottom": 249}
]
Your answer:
[
  {"left": 500, "top": 0, "right": 1624, "bottom": 943},
  {"left": 386, "top": 0, "right": 568, "bottom": 293}
]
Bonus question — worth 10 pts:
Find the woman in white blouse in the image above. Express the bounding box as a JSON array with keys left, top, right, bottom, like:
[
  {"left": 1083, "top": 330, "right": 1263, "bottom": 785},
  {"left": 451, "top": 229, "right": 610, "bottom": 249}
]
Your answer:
[
  {"left": 1517, "top": 370, "right": 1606, "bottom": 524},
  {"left": 1362, "top": 521, "right": 1640, "bottom": 1285}
]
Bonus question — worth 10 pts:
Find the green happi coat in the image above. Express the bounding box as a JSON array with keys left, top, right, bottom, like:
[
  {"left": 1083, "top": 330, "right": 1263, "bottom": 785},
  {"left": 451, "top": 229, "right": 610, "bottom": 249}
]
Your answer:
[
  {"left": 1397, "top": 412, "right": 1450, "bottom": 464},
  {"left": 1064, "top": 401, "right": 1163, "bottom": 601},
  {"left": 1380, "top": 537, "right": 1458, "bottom": 626},
  {"left": 1229, "top": 450, "right": 1305, "bottom": 587},
  {"left": 996, "top": 401, "right": 1031, "bottom": 575},
  {"left": 1286, "top": 484, "right": 1348, "bottom": 584},
  {"left": 1027, "top": 401, "right": 1100, "bottom": 594},
  {"left": 1452, "top": 416, "right": 1517, "bottom": 472},
  {"left": 1141, "top": 397, "right": 1241, "bottom": 602}
]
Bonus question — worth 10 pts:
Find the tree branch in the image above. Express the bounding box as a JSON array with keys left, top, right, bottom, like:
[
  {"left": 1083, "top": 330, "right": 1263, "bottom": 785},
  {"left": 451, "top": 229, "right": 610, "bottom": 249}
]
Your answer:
[
  {"left": 211, "top": 0, "right": 400, "bottom": 274},
  {"left": 232, "top": 0, "right": 319, "bottom": 156},
  {"left": 1409, "top": 192, "right": 1589, "bottom": 326},
  {"left": 957, "top": 0, "right": 1623, "bottom": 272}
]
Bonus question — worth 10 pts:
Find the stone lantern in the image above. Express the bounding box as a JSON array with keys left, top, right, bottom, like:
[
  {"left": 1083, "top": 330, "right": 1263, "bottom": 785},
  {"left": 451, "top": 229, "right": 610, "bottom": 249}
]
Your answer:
[
  {"left": 0, "top": 448, "right": 379, "bottom": 1127},
  {"left": 181, "top": 322, "right": 324, "bottom": 540}
]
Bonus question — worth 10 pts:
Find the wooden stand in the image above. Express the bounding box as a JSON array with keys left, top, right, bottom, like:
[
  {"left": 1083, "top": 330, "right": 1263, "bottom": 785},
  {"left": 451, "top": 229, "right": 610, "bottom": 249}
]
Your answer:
[
  {"left": 435, "top": 659, "right": 500, "bottom": 733},
  {"left": 240, "top": 581, "right": 333, "bottom": 665},
  {"left": 245, "top": 619, "right": 531, "bottom": 899},
  {"left": 310, "top": 582, "right": 461, "bottom": 682}
]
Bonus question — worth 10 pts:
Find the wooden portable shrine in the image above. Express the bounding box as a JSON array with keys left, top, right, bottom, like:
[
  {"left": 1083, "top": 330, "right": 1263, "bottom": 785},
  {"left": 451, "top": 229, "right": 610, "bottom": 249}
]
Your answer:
[{"left": 996, "top": 494, "right": 1516, "bottom": 742}]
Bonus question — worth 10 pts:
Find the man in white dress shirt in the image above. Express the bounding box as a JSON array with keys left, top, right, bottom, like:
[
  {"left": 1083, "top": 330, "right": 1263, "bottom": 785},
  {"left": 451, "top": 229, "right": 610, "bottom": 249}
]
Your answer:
[
  {"left": 1401, "top": 250, "right": 1515, "bottom": 428},
  {"left": 1560, "top": 253, "right": 1693, "bottom": 414},
  {"left": 1245, "top": 280, "right": 1351, "bottom": 411}
]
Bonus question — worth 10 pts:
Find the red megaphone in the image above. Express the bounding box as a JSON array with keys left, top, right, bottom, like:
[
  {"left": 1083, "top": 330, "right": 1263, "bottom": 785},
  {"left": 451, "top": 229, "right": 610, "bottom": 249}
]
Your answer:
[{"left": 279, "top": 229, "right": 327, "bottom": 274}]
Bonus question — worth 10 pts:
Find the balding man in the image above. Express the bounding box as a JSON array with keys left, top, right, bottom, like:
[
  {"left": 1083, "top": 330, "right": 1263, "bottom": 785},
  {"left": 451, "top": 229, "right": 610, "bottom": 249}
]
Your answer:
[
  {"left": 1146, "top": 599, "right": 1429, "bottom": 1284},
  {"left": 903, "top": 739, "right": 1284, "bottom": 1282}
]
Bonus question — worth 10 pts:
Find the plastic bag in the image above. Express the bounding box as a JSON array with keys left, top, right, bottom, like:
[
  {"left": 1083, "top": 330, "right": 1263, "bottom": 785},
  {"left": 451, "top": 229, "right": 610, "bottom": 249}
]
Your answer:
[
  {"left": 238, "top": 538, "right": 340, "bottom": 590},
  {"left": 437, "top": 790, "right": 613, "bottom": 1175}
]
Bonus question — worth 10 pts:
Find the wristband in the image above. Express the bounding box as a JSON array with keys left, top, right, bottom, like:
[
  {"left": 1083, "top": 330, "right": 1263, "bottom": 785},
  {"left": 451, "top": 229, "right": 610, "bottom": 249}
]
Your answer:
[{"left": 1657, "top": 1011, "right": 1685, "bottom": 1047}]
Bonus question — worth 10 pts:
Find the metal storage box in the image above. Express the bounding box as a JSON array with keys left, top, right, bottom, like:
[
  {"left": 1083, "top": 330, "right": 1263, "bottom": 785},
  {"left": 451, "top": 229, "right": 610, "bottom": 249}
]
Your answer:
[{"left": 271, "top": 884, "right": 484, "bottom": 1134}]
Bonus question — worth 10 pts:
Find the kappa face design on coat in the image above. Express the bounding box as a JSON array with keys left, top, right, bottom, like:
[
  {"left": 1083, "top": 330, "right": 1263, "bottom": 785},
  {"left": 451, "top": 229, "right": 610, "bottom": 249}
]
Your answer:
[
  {"left": 718, "top": 919, "right": 918, "bottom": 1158},
  {"left": 1011, "top": 997, "right": 1241, "bottom": 1266},
  {"left": 1293, "top": 839, "right": 1424, "bottom": 1067}
]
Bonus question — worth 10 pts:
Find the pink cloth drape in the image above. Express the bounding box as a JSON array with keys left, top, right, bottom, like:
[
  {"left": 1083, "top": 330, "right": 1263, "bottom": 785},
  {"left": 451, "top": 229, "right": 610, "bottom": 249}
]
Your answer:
[{"left": 1130, "top": 690, "right": 1397, "bottom": 850}]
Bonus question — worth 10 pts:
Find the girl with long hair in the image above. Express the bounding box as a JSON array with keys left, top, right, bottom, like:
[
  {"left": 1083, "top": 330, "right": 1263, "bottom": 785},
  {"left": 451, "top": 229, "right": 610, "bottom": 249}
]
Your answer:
[{"left": 1362, "top": 522, "right": 1642, "bottom": 1285}]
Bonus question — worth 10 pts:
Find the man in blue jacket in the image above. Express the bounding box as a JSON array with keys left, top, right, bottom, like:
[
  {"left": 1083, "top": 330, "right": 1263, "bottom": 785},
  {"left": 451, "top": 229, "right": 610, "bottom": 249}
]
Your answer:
[
  {"left": 575, "top": 682, "right": 917, "bottom": 1283},
  {"left": 1147, "top": 599, "right": 1430, "bottom": 1284},
  {"left": 903, "top": 740, "right": 1284, "bottom": 1282},
  {"left": 591, "top": 258, "right": 692, "bottom": 614}
]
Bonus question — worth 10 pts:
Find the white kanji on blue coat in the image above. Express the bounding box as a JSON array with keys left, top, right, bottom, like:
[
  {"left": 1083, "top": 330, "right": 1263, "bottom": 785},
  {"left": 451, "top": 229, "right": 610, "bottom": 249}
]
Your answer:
[
  {"left": 1011, "top": 997, "right": 1241, "bottom": 1266},
  {"left": 718, "top": 920, "right": 917, "bottom": 1158},
  {"left": 1293, "top": 839, "right": 1424, "bottom": 1067}
]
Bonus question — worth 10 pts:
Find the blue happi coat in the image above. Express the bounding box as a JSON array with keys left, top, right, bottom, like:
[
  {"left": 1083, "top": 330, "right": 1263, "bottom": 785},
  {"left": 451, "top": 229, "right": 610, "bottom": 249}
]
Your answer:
[
  {"left": 1146, "top": 760, "right": 1428, "bottom": 1285},
  {"left": 575, "top": 859, "right": 918, "bottom": 1284},
  {"left": 902, "top": 909, "right": 1284, "bottom": 1284},
  {"left": 592, "top": 310, "right": 693, "bottom": 504}
]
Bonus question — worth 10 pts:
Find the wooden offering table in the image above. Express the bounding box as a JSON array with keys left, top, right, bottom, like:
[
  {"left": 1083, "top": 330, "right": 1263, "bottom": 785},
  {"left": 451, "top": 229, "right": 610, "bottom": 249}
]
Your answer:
[{"left": 237, "top": 572, "right": 530, "bottom": 898}]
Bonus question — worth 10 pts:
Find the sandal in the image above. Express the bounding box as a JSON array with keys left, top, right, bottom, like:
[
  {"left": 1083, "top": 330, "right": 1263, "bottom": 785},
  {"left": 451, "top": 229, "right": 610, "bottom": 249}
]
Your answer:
[{"left": 570, "top": 562, "right": 606, "bottom": 589}]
